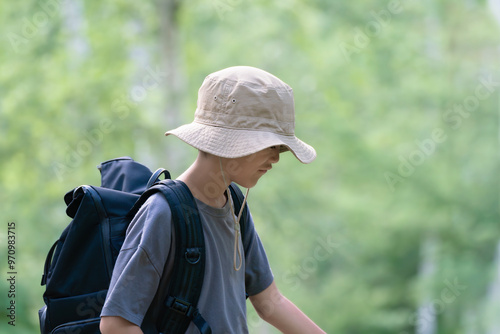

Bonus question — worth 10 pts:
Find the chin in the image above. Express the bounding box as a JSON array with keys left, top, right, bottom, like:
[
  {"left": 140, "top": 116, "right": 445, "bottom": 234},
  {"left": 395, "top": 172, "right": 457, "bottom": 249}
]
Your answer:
[{"left": 234, "top": 179, "right": 259, "bottom": 189}]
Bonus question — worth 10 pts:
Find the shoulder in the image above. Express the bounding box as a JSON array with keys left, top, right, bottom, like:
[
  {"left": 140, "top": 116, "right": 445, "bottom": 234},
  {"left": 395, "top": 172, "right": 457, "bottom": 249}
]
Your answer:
[
  {"left": 123, "top": 192, "right": 173, "bottom": 248},
  {"left": 134, "top": 192, "right": 172, "bottom": 223}
]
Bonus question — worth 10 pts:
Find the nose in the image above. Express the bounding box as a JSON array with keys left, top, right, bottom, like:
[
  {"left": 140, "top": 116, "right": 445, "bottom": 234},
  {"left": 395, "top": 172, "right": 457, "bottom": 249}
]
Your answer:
[{"left": 269, "top": 147, "right": 280, "bottom": 164}]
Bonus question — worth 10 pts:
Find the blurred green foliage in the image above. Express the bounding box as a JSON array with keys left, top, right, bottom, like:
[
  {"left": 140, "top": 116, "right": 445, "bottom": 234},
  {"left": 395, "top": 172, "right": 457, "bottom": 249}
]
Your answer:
[{"left": 1, "top": 0, "right": 499, "bottom": 333}]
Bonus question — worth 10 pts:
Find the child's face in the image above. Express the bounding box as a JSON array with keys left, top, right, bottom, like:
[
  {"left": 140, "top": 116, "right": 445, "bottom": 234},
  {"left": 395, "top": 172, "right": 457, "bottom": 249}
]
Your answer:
[{"left": 226, "top": 146, "right": 281, "bottom": 188}]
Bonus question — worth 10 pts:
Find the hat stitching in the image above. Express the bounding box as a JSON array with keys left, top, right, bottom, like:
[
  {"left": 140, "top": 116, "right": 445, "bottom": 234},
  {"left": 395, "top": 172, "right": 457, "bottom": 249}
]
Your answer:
[
  {"left": 191, "top": 119, "right": 297, "bottom": 136},
  {"left": 194, "top": 107, "right": 294, "bottom": 123},
  {"left": 193, "top": 111, "right": 294, "bottom": 134}
]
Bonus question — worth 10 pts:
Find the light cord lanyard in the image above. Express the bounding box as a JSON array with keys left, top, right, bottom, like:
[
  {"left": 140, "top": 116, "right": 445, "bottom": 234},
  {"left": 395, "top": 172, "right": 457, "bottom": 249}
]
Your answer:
[{"left": 219, "top": 158, "right": 249, "bottom": 271}]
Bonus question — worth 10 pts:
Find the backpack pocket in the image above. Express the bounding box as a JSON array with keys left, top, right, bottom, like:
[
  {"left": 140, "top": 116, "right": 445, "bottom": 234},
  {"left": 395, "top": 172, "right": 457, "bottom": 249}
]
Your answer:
[
  {"left": 43, "top": 290, "right": 107, "bottom": 333},
  {"left": 50, "top": 317, "right": 100, "bottom": 334}
]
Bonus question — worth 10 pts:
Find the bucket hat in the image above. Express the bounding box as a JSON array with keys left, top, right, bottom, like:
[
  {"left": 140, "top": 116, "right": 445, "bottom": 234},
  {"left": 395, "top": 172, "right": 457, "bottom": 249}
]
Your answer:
[{"left": 165, "top": 66, "right": 316, "bottom": 164}]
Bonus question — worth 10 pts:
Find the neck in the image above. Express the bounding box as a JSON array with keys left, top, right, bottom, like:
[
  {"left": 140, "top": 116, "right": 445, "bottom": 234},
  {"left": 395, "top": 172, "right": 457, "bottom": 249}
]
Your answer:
[{"left": 177, "top": 152, "right": 230, "bottom": 208}]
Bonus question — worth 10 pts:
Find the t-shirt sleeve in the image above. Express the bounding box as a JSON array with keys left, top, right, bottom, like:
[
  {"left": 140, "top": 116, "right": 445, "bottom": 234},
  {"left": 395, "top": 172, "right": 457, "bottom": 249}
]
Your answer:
[
  {"left": 101, "top": 193, "right": 172, "bottom": 327},
  {"left": 243, "top": 209, "right": 274, "bottom": 296}
]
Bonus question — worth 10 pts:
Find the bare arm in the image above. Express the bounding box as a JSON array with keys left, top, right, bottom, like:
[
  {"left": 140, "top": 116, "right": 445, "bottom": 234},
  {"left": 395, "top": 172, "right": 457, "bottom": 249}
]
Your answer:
[
  {"left": 249, "top": 281, "right": 326, "bottom": 334},
  {"left": 100, "top": 316, "right": 143, "bottom": 334}
]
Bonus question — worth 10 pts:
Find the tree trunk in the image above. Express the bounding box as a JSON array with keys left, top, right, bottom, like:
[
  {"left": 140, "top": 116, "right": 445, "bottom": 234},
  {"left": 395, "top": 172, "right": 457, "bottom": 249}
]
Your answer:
[{"left": 158, "top": 0, "right": 187, "bottom": 170}]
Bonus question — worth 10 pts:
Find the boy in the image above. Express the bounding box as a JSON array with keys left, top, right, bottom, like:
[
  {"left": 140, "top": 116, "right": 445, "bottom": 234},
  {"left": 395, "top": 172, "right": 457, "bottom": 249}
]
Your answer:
[{"left": 100, "top": 66, "right": 325, "bottom": 333}]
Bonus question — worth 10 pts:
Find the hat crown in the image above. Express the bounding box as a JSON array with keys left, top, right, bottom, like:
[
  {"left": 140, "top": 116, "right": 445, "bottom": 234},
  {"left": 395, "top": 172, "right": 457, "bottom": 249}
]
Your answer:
[{"left": 194, "top": 66, "right": 295, "bottom": 135}]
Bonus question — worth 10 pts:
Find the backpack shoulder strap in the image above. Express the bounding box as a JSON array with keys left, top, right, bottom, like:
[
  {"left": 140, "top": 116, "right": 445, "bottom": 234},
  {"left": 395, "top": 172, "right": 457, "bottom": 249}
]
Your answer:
[{"left": 129, "top": 179, "right": 211, "bottom": 334}]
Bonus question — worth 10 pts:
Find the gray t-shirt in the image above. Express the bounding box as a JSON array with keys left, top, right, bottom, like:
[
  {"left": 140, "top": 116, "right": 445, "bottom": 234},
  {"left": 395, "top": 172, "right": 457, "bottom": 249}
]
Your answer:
[{"left": 101, "top": 191, "right": 274, "bottom": 333}]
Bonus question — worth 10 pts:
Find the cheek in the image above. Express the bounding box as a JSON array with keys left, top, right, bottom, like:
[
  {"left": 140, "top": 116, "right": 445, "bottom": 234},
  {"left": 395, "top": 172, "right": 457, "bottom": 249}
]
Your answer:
[
  {"left": 229, "top": 165, "right": 264, "bottom": 188},
  {"left": 228, "top": 157, "right": 260, "bottom": 178},
  {"left": 234, "top": 166, "right": 257, "bottom": 180}
]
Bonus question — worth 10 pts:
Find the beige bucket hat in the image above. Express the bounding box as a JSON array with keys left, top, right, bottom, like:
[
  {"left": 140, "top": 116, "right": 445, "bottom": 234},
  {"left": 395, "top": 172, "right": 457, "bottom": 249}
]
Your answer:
[{"left": 165, "top": 66, "right": 316, "bottom": 164}]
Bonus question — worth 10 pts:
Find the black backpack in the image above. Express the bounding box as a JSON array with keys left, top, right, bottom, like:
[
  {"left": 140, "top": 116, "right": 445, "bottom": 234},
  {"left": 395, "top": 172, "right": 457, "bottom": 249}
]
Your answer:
[{"left": 39, "top": 157, "right": 249, "bottom": 334}]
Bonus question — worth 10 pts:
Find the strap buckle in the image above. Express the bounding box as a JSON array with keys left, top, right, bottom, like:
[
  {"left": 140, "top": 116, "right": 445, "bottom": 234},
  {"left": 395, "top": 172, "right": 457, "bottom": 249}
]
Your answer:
[{"left": 165, "top": 296, "right": 194, "bottom": 317}]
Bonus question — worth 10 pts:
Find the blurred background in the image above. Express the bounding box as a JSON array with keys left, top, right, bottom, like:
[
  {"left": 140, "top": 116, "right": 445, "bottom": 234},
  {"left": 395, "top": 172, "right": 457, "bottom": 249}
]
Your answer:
[{"left": 1, "top": 0, "right": 499, "bottom": 333}]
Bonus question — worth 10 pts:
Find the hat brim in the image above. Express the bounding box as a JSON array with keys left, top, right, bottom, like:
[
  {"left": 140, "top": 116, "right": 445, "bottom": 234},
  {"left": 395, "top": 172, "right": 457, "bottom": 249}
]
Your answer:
[{"left": 165, "top": 122, "right": 316, "bottom": 164}]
